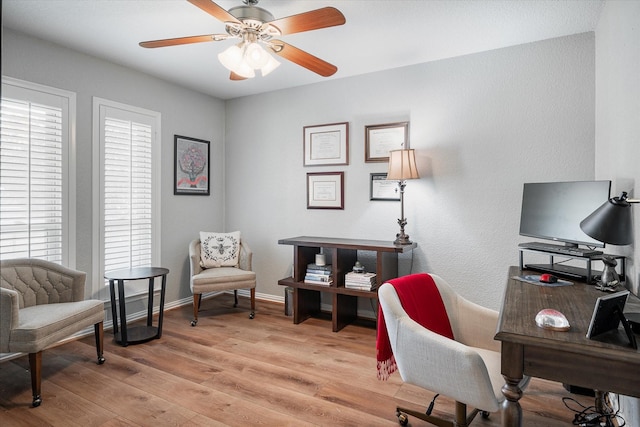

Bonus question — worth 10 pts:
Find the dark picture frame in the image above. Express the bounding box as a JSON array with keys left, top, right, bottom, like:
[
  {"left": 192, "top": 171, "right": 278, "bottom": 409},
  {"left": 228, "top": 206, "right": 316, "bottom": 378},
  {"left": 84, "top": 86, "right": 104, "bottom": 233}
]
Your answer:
[
  {"left": 174, "top": 135, "right": 210, "bottom": 195},
  {"left": 370, "top": 173, "right": 401, "bottom": 201},
  {"left": 365, "top": 121, "right": 409, "bottom": 162},
  {"left": 303, "top": 122, "right": 349, "bottom": 166},
  {"left": 307, "top": 172, "right": 344, "bottom": 209}
]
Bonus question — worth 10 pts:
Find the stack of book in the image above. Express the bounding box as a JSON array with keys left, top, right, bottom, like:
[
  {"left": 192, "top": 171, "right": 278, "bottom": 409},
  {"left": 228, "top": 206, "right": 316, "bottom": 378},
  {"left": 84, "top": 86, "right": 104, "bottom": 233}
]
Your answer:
[
  {"left": 345, "top": 272, "right": 377, "bottom": 291},
  {"left": 304, "top": 263, "right": 333, "bottom": 286}
]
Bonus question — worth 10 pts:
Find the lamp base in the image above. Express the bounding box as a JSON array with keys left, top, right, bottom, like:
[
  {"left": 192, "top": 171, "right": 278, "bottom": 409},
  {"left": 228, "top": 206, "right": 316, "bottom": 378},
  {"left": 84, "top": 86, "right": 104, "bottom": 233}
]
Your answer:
[{"left": 394, "top": 233, "right": 412, "bottom": 246}]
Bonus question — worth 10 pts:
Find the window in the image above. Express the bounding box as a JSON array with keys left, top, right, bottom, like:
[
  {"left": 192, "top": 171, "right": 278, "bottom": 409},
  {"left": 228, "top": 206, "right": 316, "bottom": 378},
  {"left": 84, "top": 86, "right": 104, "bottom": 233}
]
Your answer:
[
  {"left": 0, "top": 77, "right": 76, "bottom": 265},
  {"left": 93, "top": 98, "right": 161, "bottom": 298}
]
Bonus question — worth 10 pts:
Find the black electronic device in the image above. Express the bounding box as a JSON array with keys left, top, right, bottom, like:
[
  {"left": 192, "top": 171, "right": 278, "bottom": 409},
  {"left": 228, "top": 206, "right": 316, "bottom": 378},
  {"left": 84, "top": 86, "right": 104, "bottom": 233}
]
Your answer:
[
  {"left": 519, "top": 180, "right": 611, "bottom": 249},
  {"left": 586, "top": 290, "right": 637, "bottom": 349}
]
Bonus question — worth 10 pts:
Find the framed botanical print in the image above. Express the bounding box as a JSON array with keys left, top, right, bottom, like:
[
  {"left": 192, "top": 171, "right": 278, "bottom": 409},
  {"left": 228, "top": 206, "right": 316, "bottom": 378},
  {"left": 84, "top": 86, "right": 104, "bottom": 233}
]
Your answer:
[{"left": 174, "top": 135, "right": 210, "bottom": 195}]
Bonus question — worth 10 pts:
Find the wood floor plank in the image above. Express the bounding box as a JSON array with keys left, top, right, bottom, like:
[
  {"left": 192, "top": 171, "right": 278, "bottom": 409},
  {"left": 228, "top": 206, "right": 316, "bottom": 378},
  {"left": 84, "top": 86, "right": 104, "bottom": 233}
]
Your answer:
[
  {"left": 202, "top": 369, "right": 395, "bottom": 426},
  {"left": 122, "top": 366, "right": 315, "bottom": 426},
  {"left": 0, "top": 295, "right": 595, "bottom": 426}
]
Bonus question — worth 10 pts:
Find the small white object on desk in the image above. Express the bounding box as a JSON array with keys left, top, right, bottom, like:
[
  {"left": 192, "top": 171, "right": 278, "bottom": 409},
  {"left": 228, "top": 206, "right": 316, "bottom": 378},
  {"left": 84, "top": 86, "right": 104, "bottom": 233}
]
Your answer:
[{"left": 535, "top": 308, "right": 570, "bottom": 331}]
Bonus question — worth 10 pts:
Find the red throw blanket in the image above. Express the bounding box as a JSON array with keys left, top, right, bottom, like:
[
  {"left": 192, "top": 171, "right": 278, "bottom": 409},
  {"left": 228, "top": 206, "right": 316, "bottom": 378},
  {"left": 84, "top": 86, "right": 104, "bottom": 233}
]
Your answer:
[{"left": 376, "top": 273, "right": 454, "bottom": 380}]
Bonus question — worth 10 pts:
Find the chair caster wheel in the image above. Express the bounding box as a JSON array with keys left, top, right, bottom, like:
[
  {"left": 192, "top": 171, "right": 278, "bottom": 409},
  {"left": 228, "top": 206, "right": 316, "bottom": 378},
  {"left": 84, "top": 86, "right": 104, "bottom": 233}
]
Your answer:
[
  {"left": 249, "top": 312, "right": 255, "bottom": 319},
  {"left": 97, "top": 356, "right": 106, "bottom": 365},
  {"left": 190, "top": 320, "right": 197, "bottom": 327},
  {"left": 32, "top": 396, "right": 42, "bottom": 407},
  {"left": 482, "top": 411, "right": 490, "bottom": 419},
  {"left": 397, "top": 411, "right": 408, "bottom": 426}
]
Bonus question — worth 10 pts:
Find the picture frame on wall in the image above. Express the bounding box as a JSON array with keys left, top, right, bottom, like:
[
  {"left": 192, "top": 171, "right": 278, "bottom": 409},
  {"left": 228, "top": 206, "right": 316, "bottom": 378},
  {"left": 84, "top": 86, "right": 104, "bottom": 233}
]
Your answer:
[
  {"left": 365, "top": 121, "right": 409, "bottom": 162},
  {"left": 174, "top": 135, "right": 210, "bottom": 195},
  {"left": 370, "top": 173, "right": 401, "bottom": 201},
  {"left": 307, "top": 172, "right": 344, "bottom": 209},
  {"left": 303, "top": 122, "right": 349, "bottom": 166}
]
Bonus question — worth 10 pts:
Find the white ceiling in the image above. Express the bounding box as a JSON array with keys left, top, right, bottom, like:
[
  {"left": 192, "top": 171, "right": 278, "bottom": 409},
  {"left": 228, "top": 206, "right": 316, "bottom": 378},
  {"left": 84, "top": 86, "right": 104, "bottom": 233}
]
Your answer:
[{"left": 2, "top": 0, "right": 605, "bottom": 100}]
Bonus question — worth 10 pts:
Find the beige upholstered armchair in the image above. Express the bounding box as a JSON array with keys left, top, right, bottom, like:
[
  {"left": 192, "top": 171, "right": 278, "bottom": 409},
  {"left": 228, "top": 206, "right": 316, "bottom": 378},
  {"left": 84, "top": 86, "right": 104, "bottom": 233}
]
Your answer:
[
  {"left": 377, "top": 273, "right": 528, "bottom": 427},
  {"left": 189, "top": 237, "right": 256, "bottom": 326},
  {"left": 0, "top": 258, "right": 105, "bottom": 407}
]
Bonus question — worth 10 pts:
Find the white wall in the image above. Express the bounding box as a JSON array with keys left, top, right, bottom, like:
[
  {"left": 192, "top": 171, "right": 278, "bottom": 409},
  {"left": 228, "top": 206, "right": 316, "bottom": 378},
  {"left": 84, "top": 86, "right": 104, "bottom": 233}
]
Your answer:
[
  {"left": 595, "top": 0, "right": 640, "bottom": 293},
  {"left": 1, "top": 29, "right": 227, "bottom": 304},
  {"left": 595, "top": 1, "right": 640, "bottom": 424},
  {"left": 226, "top": 33, "right": 596, "bottom": 310},
  {"left": 1, "top": 28, "right": 599, "bottom": 313}
]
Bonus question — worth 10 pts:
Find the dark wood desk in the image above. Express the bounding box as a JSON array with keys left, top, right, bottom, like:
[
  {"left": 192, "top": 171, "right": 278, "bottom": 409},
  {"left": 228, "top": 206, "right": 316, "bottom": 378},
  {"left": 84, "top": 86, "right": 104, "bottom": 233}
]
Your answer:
[{"left": 495, "top": 266, "right": 640, "bottom": 427}]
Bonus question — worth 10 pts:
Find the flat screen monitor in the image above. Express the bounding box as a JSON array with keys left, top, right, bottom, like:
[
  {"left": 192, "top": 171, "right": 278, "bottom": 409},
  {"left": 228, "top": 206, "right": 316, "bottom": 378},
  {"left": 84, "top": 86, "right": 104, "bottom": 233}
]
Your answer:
[{"left": 519, "top": 180, "right": 611, "bottom": 248}]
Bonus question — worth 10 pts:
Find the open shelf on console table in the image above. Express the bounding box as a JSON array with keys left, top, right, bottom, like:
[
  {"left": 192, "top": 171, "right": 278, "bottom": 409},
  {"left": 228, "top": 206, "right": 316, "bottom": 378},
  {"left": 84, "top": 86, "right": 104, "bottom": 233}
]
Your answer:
[
  {"left": 278, "top": 236, "right": 417, "bottom": 332},
  {"left": 518, "top": 247, "right": 626, "bottom": 284}
]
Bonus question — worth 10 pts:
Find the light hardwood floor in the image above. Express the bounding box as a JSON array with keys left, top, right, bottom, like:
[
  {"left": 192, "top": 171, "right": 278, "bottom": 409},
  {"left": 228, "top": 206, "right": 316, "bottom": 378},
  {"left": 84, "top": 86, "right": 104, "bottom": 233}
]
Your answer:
[{"left": 0, "top": 295, "right": 595, "bottom": 426}]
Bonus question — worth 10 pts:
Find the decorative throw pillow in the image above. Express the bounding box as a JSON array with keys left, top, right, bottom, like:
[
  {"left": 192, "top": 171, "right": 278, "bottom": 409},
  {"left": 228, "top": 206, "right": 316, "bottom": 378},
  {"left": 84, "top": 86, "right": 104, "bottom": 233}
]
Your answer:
[{"left": 200, "top": 231, "right": 241, "bottom": 268}]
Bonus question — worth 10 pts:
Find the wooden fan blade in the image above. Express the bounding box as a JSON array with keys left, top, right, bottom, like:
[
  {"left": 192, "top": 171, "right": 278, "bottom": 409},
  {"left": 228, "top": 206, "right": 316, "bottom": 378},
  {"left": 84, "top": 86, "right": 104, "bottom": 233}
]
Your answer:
[
  {"left": 269, "top": 40, "right": 337, "bottom": 77},
  {"left": 230, "top": 72, "right": 247, "bottom": 81},
  {"left": 187, "top": 0, "right": 241, "bottom": 24},
  {"left": 140, "top": 34, "right": 225, "bottom": 48},
  {"left": 268, "top": 7, "right": 345, "bottom": 36}
]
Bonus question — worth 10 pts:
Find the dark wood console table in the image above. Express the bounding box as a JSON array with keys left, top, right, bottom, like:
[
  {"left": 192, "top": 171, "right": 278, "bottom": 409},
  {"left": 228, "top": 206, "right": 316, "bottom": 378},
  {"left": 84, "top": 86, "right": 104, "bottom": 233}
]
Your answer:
[
  {"left": 495, "top": 266, "right": 640, "bottom": 426},
  {"left": 105, "top": 267, "right": 169, "bottom": 346},
  {"left": 278, "top": 236, "right": 416, "bottom": 332}
]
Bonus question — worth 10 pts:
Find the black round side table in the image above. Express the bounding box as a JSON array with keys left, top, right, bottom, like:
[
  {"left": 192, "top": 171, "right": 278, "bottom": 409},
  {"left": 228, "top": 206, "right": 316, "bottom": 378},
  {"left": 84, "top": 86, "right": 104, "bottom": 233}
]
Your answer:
[{"left": 104, "top": 267, "right": 169, "bottom": 346}]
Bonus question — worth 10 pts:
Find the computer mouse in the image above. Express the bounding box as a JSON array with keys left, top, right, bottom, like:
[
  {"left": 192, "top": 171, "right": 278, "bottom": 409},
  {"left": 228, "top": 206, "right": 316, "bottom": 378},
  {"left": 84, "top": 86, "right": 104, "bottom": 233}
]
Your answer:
[
  {"left": 535, "top": 309, "right": 570, "bottom": 331},
  {"left": 540, "top": 273, "right": 558, "bottom": 283}
]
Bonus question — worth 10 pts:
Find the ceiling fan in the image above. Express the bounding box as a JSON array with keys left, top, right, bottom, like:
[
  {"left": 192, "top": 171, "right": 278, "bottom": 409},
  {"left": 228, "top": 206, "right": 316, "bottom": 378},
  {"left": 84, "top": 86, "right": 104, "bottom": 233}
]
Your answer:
[{"left": 139, "top": 0, "right": 346, "bottom": 80}]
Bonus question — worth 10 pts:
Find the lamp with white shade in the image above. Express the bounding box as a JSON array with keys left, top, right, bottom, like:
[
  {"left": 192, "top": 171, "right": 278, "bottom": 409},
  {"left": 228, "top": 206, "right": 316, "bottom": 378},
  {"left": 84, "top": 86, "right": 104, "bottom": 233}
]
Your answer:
[{"left": 387, "top": 149, "right": 419, "bottom": 245}]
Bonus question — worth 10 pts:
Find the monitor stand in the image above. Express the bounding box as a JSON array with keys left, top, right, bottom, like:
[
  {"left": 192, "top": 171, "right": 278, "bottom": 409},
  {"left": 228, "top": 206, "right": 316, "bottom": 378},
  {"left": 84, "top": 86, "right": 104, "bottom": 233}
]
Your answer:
[{"left": 525, "top": 263, "right": 595, "bottom": 282}]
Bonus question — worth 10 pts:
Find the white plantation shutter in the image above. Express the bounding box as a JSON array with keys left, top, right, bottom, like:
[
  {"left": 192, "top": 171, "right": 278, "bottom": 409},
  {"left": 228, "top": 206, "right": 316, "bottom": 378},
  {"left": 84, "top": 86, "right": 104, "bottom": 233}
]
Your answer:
[
  {"left": 94, "top": 98, "right": 160, "bottom": 294},
  {"left": 103, "top": 117, "right": 153, "bottom": 270},
  {"left": 0, "top": 78, "right": 75, "bottom": 265}
]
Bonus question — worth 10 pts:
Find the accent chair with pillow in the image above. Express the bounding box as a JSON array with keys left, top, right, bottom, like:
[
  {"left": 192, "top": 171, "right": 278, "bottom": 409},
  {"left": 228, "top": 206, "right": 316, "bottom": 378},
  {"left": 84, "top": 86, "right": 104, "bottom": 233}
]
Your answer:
[
  {"left": 0, "top": 258, "right": 105, "bottom": 407},
  {"left": 377, "top": 273, "right": 529, "bottom": 427},
  {"left": 188, "top": 231, "right": 256, "bottom": 326}
]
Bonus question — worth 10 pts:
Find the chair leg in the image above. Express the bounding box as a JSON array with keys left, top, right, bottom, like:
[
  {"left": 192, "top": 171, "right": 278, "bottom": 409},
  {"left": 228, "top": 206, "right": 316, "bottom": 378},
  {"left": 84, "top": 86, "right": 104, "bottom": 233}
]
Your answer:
[
  {"left": 396, "top": 399, "right": 483, "bottom": 427},
  {"left": 28, "top": 352, "right": 42, "bottom": 407},
  {"left": 396, "top": 405, "right": 453, "bottom": 427},
  {"left": 249, "top": 288, "right": 255, "bottom": 319},
  {"left": 95, "top": 322, "right": 106, "bottom": 364},
  {"left": 455, "top": 401, "right": 469, "bottom": 427},
  {"left": 233, "top": 290, "right": 238, "bottom": 307},
  {"left": 191, "top": 294, "right": 201, "bottom": 326}
]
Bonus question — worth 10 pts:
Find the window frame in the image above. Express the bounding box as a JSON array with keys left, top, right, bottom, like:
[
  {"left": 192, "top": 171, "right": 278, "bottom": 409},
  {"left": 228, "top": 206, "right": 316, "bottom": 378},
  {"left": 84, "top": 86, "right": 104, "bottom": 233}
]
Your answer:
[
  {"left": 0, "top": 76, "right": 77, "bottom": 266},
  {"left": 92, "top": 97, "right": 161, "bottom": 300}
]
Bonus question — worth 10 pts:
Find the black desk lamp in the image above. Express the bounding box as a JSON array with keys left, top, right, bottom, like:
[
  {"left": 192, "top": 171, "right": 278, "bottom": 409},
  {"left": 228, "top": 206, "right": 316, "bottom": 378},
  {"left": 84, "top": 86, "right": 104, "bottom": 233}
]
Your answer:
[{"left": 580, "top": 191, "right": 639, "bottom": 245}]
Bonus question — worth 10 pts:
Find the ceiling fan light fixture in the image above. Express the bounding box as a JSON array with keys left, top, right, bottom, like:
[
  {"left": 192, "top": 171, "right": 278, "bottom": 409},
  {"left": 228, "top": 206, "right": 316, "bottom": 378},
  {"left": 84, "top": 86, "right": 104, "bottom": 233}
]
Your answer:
[
  {"left": 244, "top": 42, "right": 270, "bottom": 68},
  {"left": 141, "top": 1, "right": 346, "bottom": 80},
  {"left": 233, "top": 58, "right": 256, "bottom": 78},
  {"left": 260, "top": 54, "right": 281, "bottom": 76},
  {"left": 218, "top": 44, "right": 244, "bottom": 71}
]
